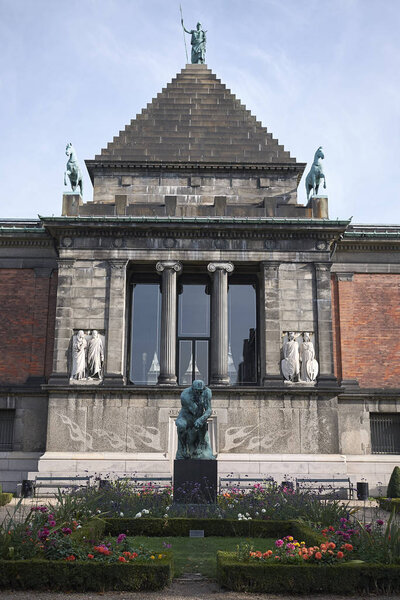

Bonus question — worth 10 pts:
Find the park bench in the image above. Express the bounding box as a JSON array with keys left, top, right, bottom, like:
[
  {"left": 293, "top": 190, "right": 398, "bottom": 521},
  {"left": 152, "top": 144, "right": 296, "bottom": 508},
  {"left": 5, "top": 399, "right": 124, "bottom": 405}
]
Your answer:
[
  {"left": 32, "top": 475, "right": 92, "bottom": 497},
  {"left": 295, "top": 477, "right": 354, "bottom": 500},
  {"left": 219, "top": 476, "right": 275, "bottom": 493}
]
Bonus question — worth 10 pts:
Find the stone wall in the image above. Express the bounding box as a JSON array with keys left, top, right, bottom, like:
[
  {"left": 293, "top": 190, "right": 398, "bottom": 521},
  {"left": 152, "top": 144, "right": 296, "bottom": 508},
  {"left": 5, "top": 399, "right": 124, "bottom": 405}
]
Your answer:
[
  {"left": 331, "top": 273, "right": 400, "bottom": 387},
  {"left": 0, "top": 269, "right": 57, "bottom": 384}
]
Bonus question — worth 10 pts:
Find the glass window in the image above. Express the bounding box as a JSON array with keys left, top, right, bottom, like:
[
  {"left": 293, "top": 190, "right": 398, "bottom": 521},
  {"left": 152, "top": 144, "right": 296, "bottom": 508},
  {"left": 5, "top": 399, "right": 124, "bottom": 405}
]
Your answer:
[
  {"left": 370, "top": 413, "right": 400, "bottom": 454},
  {"left": 178, "top": 282, "right": 210, "bottom": 385},
  {"left": 228, "top": 283, "right": 257, "bottom": 385},
  {"left": 0, "top": 410, "right": 14, "bottom": 451},
  {"left": 129, "top": 283, "right": 161, "bottom": 384},
  {"left": 179, "top": 284, "right": 210, "bottom": 336}
]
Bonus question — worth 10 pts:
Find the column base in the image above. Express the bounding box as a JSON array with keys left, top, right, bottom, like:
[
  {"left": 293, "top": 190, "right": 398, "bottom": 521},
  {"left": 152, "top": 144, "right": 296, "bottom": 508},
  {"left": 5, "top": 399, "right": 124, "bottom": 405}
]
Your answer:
[
  {"left": 174, "top": 459, "right": 217, "bottom": 503},
  {"left": 157, "top": 375, "right": 178, "bottom": 385},
  {"left": 103, "top": 373, "right": 126, "bottom": 386},
  {"left": 210, "top": 376, "right": 230, "bottom": 386}
]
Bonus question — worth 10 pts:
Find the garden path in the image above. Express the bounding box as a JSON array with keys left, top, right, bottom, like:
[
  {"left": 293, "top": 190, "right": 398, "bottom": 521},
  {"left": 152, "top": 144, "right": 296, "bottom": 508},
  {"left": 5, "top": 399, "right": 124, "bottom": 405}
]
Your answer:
[{"left": 1, "top": 581, "right": 400, "bottom": 599}]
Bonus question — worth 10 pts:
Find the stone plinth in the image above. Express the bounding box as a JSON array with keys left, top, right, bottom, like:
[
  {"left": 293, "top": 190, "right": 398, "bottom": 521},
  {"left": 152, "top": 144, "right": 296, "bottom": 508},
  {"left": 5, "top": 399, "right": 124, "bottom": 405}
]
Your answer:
[
  {"left": 174, "top": 459, "right": 217, "bottom": 503},
  {"left": 62, "top": 193, "right": 83, "bottom": 216}
]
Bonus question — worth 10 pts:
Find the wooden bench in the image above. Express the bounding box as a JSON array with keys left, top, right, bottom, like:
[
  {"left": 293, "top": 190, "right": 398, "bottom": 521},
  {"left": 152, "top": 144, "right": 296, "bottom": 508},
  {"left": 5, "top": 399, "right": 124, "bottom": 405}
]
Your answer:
[
  {"left": 295, "top": 477, "right": 354, "bottom": 500},
  {"left": 219, "top": 476, "right": 275, "bottom": 493},
  {"left": 99, "top": 476, "right": 172, "bottom": 491},
  {"left": 34, "top": 476, "right": 92, "bottom": 497}
]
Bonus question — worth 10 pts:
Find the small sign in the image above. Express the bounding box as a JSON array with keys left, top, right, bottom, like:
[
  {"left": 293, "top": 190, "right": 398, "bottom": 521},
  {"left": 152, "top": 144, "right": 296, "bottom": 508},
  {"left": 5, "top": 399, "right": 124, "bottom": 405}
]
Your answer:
[{"left": 189, "top": 530, "right": 204, "bottom": 538}]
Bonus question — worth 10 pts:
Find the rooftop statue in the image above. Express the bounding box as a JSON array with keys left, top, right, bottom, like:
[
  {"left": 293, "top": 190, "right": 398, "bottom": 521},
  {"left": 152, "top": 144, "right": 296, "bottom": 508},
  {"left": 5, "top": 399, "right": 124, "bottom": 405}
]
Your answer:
[
  {"left": 64, "top": 143, "right": 83, "bottom": 196},
  {"left": 181, "top": 19, "right": 206, "bottom": 64},
  {"left": 305, "top": 146, "right": 326, "bottom": 200},
  {"left": 175, "top": 380, "right": 215, "bottom": 460}
]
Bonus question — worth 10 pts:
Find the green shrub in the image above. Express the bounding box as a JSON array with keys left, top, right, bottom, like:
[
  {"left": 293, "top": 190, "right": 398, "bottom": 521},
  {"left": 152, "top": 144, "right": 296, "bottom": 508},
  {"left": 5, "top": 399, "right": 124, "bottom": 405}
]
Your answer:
[
  {"left": 378, "top": 498, "right": 400, "bottom": 513},
  {"left": 387, "top": 467, "right": 400, "bottom": 499},
  {"left": 70, "top": 517, "right": 105, "bottom": 543},
  {"left": 104, "top": 518, "right": 323, "bottom": 545},
  {"left": 217, "top": 552, "right": 400, "bottom": 593},
  {"left": 0, "top": 558, "right": 172, "bottom": 591},
  {"left": 0, "top": 493, "right": 12, "bottom": 507}
]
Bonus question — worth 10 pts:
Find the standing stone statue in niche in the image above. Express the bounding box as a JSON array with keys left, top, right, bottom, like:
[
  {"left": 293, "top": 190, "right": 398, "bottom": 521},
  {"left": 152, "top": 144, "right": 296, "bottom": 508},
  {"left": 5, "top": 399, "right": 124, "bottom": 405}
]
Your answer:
[
  {"left": 299, "top": 332, "right": 319, "bottom": 382},
  {"left": 64, "top": 143, "right": 83, "bottom": 196},
  {"left": 281, "top": 332, "right": 300, "bottom": 382},
  {"left": 71, "top": 330, "right": 87, "bottom": 380},
  {"left": 181, "top": 20, "right": 207, "bottom": 64},
  {"left": 176, "top": 380, "right": 215, "bottom": 460},
  {"left": 87, "top": 330, "right": 104, "bottom": 380},
  {"left": 305, "top": 146, "right": 326, "bottom": 200}
]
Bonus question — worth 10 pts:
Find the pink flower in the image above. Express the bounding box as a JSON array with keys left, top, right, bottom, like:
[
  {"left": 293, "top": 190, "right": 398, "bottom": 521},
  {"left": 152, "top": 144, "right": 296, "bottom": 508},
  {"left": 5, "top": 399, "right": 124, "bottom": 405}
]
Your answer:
[
  {"left": 275, "top": 539, "right": 284, "bottom": 548},
  {"left": 117, "top": 534, "right": 127, "bottom": 544},
  {"left": 62, "top": 527, "right": 72, "bottom": 535}
]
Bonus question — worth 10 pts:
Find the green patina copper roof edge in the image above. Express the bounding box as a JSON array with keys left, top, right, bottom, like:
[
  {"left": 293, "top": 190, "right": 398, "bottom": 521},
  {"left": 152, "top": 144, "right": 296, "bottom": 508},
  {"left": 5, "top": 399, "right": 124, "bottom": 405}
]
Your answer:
[
  {"left": 0, "top": 226, "right": 48, "bottom": 234},
  {"left": 343, "top": 231, "right": 400, "bottom": 239},
  {"left": 38, "top": 215, "right": 351, "bottom": 226}
]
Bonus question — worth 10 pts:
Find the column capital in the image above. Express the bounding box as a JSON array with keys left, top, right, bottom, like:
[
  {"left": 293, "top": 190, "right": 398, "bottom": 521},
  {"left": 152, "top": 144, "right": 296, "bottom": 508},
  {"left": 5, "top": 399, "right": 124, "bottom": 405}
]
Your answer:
[
  {"left": 314, "top": 262, "right": 332, "bottom": 274},
  {"left": 207, "top": 261, "right": 234, "bottom": 274},
  {"left": 156, "top": 261, "right": 183, "bottom": 274},
  {"left": 109, "top": 259, "right": 128, "bottom": 271},
  {"left": 57, "top": 258, "right": 75, "bottom": 270},
  {"left": 261, "top": 261, "right": 280, "bottom": 273}
]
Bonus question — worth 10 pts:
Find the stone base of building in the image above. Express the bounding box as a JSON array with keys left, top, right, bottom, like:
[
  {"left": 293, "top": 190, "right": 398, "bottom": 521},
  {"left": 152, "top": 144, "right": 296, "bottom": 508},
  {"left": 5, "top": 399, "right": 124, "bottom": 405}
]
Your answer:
[{"left": 18, "top": 451, "right": 400, "bottom": 496}]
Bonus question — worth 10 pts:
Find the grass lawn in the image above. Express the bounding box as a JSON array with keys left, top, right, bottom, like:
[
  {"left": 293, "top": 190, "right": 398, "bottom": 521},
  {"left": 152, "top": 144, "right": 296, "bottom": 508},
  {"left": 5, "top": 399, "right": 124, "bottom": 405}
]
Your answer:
[{"left": 130, "top": 536, "right": 275, "bottom": 578}]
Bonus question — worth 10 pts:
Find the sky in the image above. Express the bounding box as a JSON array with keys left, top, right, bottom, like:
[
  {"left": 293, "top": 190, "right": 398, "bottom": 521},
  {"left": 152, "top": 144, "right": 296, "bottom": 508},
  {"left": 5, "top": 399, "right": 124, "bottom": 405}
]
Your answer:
[{"left": 0, "top": 0, "right": 399, "bottom": 223}]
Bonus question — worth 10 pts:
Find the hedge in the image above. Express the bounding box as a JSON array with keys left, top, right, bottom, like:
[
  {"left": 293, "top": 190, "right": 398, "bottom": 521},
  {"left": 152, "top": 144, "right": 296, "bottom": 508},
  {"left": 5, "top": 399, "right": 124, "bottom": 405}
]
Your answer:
[
  {"left": 217, "top": 552, "right": 400, "bottom": 594},
  {"left": 0, "top": 557, "right": 172, "bottom": 591},
  {"left": 377, "top": 498, "right": 400, "bottom": 513},
  {"left": 0, "top": 493, "right": 13, "bottom": 507},
  {"left": 104, "top": 518, "right": 323, "bottom": 544}
]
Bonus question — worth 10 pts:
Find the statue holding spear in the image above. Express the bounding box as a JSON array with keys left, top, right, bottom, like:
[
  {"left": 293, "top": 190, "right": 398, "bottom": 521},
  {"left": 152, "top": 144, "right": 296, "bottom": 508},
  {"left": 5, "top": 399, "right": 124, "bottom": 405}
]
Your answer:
[{"left": 180, "top": 8, "right": 207, "bottom": 64}]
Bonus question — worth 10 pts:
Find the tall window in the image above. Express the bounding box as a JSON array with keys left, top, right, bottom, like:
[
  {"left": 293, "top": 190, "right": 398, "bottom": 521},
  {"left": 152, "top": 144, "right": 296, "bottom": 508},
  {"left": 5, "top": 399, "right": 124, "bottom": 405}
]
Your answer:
[
  {"left": 370, "top": 413, "right": 400, "bottom": 454},
  {"left": 178, "top": 281, "right": 210, "bottom": 385},
  {"left": 228, "top": 281, "right": 258, "bottom": 385},
  {"left": 0, "top": 410, "right": 14, "bottom": 451},
  {"left": 129, "top": 282, "right": 161, "bottom": 384}
]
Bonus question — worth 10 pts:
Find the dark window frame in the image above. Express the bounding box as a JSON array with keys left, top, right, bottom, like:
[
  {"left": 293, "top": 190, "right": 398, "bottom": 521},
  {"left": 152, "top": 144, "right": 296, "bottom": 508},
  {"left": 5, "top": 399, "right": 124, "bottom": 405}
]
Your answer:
[
  {"left": 370, "top": 412, "right": 400, "bottom": 454},
  {"left": 0, "top": 410, "right": 15, "bottom": 451}
]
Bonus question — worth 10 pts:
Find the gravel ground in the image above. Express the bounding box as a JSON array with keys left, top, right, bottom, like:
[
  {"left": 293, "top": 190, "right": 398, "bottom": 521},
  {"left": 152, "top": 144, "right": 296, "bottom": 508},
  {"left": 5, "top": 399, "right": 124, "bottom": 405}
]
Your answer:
[{"left": 0, "top": 580, "right": 400, "bottom": 600}]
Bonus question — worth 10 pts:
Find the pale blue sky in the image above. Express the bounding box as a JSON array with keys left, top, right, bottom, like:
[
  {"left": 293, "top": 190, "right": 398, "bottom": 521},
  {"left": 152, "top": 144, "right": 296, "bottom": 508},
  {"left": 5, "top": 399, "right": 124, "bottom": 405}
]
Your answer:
[{"left": 0, "top": 0, "right": 399, "bottom": 222}]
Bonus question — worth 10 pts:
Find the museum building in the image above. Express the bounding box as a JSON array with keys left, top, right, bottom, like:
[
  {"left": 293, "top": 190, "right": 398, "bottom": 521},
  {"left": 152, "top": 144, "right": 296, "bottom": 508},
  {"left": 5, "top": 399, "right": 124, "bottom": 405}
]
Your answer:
[{"left": 1, "top": 64, "right": 399, "bottom": 493}]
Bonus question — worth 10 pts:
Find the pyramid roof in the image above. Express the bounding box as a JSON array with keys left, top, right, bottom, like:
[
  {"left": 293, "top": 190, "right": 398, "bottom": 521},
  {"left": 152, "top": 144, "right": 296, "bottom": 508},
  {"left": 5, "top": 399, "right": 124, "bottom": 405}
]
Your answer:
[{"left": 93, "top": 64, "right": 298, "bottom": 166}]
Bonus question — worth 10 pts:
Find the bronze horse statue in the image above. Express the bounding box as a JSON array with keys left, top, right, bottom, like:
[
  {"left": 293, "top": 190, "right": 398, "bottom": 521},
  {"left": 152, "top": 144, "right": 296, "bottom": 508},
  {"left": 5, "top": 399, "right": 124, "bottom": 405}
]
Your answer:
[
  {"left": 64, "top": 143, "right": 83, "bottom": 195},
  {"left": 305, "top": 146, "right": 326, "bottom": 200}
]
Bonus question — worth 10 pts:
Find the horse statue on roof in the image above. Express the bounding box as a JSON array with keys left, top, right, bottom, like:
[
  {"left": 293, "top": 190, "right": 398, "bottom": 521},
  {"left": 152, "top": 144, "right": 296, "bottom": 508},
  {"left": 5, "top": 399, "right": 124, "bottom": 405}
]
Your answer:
[
  {"left": 64, "top": 143, "right": 83, "bottom": 195},
  {"left": 305, "top": 146, "right": 326, "bottom": 200}
]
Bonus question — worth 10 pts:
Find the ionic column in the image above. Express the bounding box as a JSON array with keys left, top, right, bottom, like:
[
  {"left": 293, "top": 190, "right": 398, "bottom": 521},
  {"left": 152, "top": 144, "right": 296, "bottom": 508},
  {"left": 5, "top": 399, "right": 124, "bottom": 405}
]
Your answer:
[
  {"left": 207, "top": 262, "right": 234, "bottom": 385},
  {"left": 260, "top": 261, "right": 282, "bottom": 386},
  {"left": 314, "top": 262, "right": 337, "bottom": 386},
  {"left": 104, "top": 259, "right": 128, "bottom": 386},
  {"left": 156, "top": 261, "right": 183, "bottom": 385}
]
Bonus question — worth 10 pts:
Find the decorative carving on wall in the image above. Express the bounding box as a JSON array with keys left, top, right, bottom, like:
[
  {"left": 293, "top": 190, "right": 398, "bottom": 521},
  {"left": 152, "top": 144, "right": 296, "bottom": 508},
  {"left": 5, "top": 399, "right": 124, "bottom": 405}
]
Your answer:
[
  {"left": 299, "top": 332, "right": 319, "bottom": 382},
  {"left": 281, "top": 332, "right": 319, "bottom": 384},
  {"left": 69, "top": 330, "right": 105, "bottom": 383}
]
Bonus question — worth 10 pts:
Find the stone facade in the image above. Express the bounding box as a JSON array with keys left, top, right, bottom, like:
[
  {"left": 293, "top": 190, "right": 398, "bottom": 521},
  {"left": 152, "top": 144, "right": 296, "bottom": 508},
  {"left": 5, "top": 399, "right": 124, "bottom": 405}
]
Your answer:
[{"left": 0, "top": 65, "right": 399, "bottom": 493}]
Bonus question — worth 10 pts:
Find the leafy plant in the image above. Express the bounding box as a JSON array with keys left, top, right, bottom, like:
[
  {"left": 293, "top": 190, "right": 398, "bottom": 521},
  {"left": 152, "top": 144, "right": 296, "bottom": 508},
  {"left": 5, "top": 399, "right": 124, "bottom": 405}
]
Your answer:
[{"left": 387, "top": 467, "right": 400, "bottom": 499}]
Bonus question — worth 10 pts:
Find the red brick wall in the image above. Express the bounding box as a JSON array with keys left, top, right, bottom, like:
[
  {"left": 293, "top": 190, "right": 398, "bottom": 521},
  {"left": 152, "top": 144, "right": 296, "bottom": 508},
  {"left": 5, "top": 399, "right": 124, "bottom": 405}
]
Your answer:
[
  {"left": 0, "top": 269, "right": 57, "bottom": 385},
  {"left": 332, "top": 273, "right": 400, "bottom": 388}
]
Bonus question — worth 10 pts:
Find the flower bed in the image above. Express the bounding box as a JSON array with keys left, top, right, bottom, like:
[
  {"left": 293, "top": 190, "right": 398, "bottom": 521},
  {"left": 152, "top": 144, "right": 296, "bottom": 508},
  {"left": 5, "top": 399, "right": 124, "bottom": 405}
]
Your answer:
[
  {"left": 0, "top": 557, "right": 172, "bottom": 591},
  {"left": 217, "top": 552, "right": 400, "bottom": 594},
  {"left": 378, "top": 498, "right": 400, "bottom": 513},
  {"left": 104, "top": 517, "right": 323, "bottom": 544}
]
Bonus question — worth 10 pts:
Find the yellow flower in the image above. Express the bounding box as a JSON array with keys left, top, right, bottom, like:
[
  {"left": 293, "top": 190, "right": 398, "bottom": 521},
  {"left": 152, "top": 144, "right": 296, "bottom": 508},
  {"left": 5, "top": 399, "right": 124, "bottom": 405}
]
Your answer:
[
  {"left": 294, "top": 542, "right": 300, "bottom": 547},
  {"left": 150, "top": 555, "right": 155, "bottom": 560},
  {"left": 287, "top": 536, "right": 293, "bottom": 541},
  {"left": 300, "top": 541, "right": 305, "bottom": 545},
  {"left": 158, "top": 554, "right": 163, "bottom": 559}
]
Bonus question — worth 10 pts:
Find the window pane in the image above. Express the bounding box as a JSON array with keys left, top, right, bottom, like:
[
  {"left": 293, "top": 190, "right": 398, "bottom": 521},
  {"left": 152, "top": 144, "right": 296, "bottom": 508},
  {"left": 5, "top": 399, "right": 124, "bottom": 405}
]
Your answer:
[
  {"left": 179, "top": 340, "right": 193, "bottom": 386},
  {"left": 179, "top": 285, "right": 210, "bottom": 336},
  {"left": 371, "top": 413, "right": 400, "bottom": 454},
  {"left": 0, "top": 410, "right": 14, "bottom": 450},
  {"left": 130, "top": 284, "right": 161, "bottom": 384},
  {"left": 195, "top": 340, "right": 209, "bottom": 385},
  {"left": 228, "top": 284, "right": 257, "bottom": 384}
]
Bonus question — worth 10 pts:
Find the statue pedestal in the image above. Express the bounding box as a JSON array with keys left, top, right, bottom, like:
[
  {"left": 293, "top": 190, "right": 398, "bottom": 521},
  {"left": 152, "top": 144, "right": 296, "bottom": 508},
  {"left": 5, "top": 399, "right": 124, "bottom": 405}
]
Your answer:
[{"left": 173, "top": 459, "right": 217, "bottom": 504}]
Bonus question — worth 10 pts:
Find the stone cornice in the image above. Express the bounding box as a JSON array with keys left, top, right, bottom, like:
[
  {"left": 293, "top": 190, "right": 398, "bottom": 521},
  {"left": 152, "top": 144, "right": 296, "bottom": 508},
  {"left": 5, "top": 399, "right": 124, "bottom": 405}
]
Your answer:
[{"left": 0, "top": 227, "right": 53, "bottom": 248}]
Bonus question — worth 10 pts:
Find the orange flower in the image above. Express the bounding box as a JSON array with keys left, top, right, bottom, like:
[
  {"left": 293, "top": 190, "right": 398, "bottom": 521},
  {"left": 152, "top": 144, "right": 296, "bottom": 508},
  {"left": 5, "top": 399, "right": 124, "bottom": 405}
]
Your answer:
[
  {"left": 66, "top": 555, "right": 76, "bottom": 561},
  {"left": 344, "top": 543, "right": 353, "bottom": 552},
  {"left": 328, "top": 542, "right": 336, "bottom": 549},
  {"left": 337, "top": 551, "right": 344, "bottom": 559},
  {"left": 315, "top": 552, "right": 322, "bottom": 560},
  {"left": 87, "top": 554, "right": 94, "bottom": 559},
  {"left": 320, "top": 544, "right": 327, "bottom": 551}
]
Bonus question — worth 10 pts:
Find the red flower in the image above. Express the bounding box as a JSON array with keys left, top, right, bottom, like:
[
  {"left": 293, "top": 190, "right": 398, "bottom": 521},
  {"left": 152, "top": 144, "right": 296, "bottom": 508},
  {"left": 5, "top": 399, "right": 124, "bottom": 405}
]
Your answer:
[
  {"left": 118, "top": 556, "right": 126, "bottom": 562},
  {"left": 66, "top": 555, "right": 76, "bottom": 561},
  {"left": 315, "top": 552, "right": 322, "bottom": 560},
  {"left": 87, "top": 554, "right": 94, "bottom": 559},
  {"left": 337, "top": 551, "right": 344, "bottom": 559}
]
